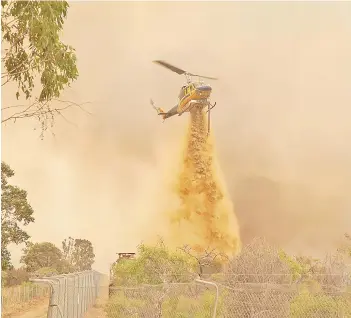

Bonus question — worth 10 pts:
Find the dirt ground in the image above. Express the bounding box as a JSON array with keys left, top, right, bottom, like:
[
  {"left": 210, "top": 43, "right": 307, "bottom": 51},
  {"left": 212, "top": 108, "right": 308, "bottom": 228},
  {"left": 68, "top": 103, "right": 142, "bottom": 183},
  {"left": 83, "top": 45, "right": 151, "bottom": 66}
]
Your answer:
[
  {"left": 84, "top": 275, "right": 109, "bottom": 318},
  {"left": 5, "top": 275, "right": 109, "bottom": 318},
  {"left": 84, "top": 303, "right": 107, "bottom": 318},
  {"left": 2, "top": 297, "right": 49, "bottom": 318}
]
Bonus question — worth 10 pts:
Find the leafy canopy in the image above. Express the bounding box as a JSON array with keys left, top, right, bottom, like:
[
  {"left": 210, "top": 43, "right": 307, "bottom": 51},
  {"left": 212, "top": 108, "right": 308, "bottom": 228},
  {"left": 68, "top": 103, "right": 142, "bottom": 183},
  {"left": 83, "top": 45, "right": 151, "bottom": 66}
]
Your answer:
[
  {"left": 20, "top": 241, "right": 65, "bottom": 272},
  {"left": 1, "top": 0, "right": 78, "bottom": 102},
  {"left": 1, "top": 0, "right": 81, "bottom": 133},
  {"left": 1, "top": 162, "right": 34, "bottom": 270},
  {"left": 62, "top": 236, "right": 95, "bottom": 271},
  {"left": 111, "top": 239, "right": 198, "bottom": 286},
  {"left": 108, "top": 240, "right": 217, "bottom": 318},
  {"left": 107, "top": 238, "right": 351, "bottom": 318}
]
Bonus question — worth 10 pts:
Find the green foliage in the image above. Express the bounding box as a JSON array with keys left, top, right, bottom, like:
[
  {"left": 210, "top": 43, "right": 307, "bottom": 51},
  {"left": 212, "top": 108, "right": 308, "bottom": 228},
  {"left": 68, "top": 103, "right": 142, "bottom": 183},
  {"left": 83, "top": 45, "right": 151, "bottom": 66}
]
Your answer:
[
  {"left": 107, "top": 238, "right": 351, "bottom": 318},
  {"left": 1, "top": 247, "right": 14, "bottom": 271},
  {"left": 111, "top": 240, "right": 198, "bottom": 286},
  {"left": 1, "top": 162, "right": 34, "bottom": 270},
  {"left": 279, "top": 250, "right": 306, "bottom": 281},
  {"left": 105, "top": 291, "right": 148, "bottom": 318},
  {"left": 290, "top": 289, "right": 351, "bottom": 318},
  {"left": 34, "top": 266, "right": 59, "bottom": 277},
  {"left": 20, "top": 241, "right": 65, "bottom": 272},
  {"left": 2, "top": 268, "right": 30, "bottom": 287},
  {"left": 106, "top": 288, "right": 223, "bottom": 318},
  {"left": 62, "top": 236, "right": 95, "bottom": 271},
  {"left": 279, "top": 250, "right": 323, "bottom": 283},
  {"left": 1, "top": 0, "right": 78, "bottom": 102},
  {"left": 107, "top": 240, "right": 219, "bottom": 317},
  {"left": 2, "top": 271, "right": 8, "bottom": 287},
  {"left": 162, "top": 290, "right": 224, "bottom": 318}
]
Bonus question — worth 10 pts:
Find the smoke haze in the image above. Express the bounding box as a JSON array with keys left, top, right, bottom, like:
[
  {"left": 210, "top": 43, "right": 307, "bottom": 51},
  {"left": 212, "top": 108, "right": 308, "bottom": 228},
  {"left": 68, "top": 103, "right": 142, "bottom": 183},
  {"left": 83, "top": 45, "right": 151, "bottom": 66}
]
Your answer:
[{"left": 2, "top": 2, "right": 351, "bottom": 273}]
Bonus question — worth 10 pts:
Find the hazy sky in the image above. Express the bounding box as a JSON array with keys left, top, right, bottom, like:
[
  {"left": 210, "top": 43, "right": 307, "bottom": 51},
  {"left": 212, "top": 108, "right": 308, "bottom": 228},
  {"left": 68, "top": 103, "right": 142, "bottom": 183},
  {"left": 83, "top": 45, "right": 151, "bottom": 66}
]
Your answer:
[{"left": 2, "top": 2, "right": 351, "bottom": 273}]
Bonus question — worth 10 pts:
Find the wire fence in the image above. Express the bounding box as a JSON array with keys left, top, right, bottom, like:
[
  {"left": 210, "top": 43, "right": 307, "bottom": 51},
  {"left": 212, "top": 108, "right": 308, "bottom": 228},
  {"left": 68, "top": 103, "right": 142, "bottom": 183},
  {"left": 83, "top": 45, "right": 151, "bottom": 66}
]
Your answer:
[
  {"left": 2, "top": 283, "right": 50, "bottom": 316},
  {"left": 30, "top": 270, "right": 103, "bottom": 318},
  {"left": 107, "top": 277, "right": 351, "bottom": 318},
  {"left": 217, "top": 284, "right": 351, "bottom": 318},
  {"left": 107, "top": 281, "right": 217, "bottom": 318}
]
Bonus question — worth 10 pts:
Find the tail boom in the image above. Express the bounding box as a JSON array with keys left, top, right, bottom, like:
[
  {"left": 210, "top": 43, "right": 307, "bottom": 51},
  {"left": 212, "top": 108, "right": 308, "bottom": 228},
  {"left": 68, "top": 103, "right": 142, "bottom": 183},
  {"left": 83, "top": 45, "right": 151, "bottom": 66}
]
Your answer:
[{"left": 150, "top": 99, "right": 168, "bottom": 120}]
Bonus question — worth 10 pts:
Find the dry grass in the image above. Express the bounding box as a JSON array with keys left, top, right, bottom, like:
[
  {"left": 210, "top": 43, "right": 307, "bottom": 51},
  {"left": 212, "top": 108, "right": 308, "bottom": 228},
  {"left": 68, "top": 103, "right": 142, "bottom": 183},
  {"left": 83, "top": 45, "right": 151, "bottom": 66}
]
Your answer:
[{"left": 1, "top": 296, "right": 49, "bottom": 318}]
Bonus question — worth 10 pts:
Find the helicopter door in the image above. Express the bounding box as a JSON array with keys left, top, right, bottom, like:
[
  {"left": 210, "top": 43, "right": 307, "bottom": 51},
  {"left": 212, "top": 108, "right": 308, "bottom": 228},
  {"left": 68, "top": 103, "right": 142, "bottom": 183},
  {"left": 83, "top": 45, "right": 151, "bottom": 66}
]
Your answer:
[
  {"left": 185, "top": 85, "right": 194, "bottom": 96},
  {"left": 184, "top": 86, "right": 190, "bottom": 96}
]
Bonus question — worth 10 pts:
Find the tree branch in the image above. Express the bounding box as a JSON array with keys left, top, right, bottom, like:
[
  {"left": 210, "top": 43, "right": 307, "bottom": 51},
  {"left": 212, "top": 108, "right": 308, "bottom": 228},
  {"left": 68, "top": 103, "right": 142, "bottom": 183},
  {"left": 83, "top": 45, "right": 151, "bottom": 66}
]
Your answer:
[{"left": 2, "top": 99, "right": 92, "bottom": 124}]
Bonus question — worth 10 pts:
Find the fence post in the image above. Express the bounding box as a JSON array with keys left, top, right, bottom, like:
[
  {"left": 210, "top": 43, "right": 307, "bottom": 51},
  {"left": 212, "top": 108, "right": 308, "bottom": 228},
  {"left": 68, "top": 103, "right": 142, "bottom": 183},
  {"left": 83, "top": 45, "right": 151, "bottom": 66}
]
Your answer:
[
  {"left": 62, "top": 275, "right": 68, "bottom": 317},
  {"left": 94, "top": 271, "right": 100, "bottom": 299},
  {"left": 82, "top": 273, "right": 86, "bottom": 313},
  {"left": 29, "top": 279, "right": 61, "bottom": 318},
  {"left": 195, "top": 279, "right": 219, "bottom": 318},
  {"left": 75, "top": 273, "right": 81, "bottom": 318},
  {"left": 88, "top": 272, "right": 92, "bottom": 307},
  {"left": 73, "top": 274, "right": 77, "bottom": 318}
]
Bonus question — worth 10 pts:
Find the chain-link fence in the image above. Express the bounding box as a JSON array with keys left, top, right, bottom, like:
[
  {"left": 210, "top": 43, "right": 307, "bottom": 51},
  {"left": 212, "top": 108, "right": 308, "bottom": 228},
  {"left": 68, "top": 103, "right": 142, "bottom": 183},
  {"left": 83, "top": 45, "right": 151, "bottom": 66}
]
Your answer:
[
  {"left": 2, "top": 283, "right": 50, "bottom": 316},
  {"left": 107, "top": 280, "right": 219, "bottom": 318},
  {"left": 107, "top": 278, "right": 351, "bottom": 318},
  {"left": 217, "top": 284, "right": 351, "bottom": 318},
  {"left": 31, "top": 270, "right": 103, "bottom": 318}
]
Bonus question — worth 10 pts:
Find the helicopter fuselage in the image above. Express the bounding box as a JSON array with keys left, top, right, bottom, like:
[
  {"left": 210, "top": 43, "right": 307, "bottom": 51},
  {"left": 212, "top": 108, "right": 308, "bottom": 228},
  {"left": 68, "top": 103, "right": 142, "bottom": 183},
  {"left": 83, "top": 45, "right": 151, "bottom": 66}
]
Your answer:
[
  {"left": 151, "top": 60, "right": 217, "bottom": 135},
  {"left": 176, "top": 82, "right": 212, "bottom": 114}
]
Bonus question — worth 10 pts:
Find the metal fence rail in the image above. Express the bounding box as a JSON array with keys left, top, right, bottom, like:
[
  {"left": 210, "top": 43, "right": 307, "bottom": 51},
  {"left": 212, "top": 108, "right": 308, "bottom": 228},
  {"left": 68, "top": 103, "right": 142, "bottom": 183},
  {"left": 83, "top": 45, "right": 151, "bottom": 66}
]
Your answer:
[{"left": 31, "top": 270, "right": 103, "bottom": 318}]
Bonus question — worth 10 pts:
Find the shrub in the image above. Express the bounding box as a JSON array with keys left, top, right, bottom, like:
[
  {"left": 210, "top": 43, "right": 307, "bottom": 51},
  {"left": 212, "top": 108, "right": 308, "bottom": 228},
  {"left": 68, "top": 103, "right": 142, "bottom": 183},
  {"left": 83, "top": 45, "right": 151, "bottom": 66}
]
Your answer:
[{"left": 2, "top": 268, "right": 30, "bottom": 287}]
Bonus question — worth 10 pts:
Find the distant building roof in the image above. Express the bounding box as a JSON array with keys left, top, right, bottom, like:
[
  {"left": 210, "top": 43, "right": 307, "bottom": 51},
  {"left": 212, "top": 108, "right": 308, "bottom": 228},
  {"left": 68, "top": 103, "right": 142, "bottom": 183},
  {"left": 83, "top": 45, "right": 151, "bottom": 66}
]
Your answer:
[{"left": 117, "top": 252, "right": 136, "bottom": 259}]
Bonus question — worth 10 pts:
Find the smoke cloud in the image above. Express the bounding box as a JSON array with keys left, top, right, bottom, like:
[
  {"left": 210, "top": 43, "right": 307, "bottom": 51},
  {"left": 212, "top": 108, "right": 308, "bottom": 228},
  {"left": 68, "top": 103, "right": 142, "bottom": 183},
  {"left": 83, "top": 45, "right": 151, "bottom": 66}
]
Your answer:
[{"left": 2, "top": 2, "right": 351, "bottom": 272}]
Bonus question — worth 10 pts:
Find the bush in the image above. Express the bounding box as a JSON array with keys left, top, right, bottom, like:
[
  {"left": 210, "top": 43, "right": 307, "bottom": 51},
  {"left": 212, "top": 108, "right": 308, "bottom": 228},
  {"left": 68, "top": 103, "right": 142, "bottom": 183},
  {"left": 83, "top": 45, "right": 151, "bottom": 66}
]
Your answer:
[
  {"left": 34, "top": 267, "right": 59, "bottom": 277},
  {"left": 111, "top": 240, "right": 198, "bottom": 286},
  {"left": 290, "top": 288, "right": 351, "bottom": 318},
  {"left": 2, "top": 268, "right": 30, "bottom": 287},
  {"left": 106, "top": 238, "right": 351, "bottom": 318},
  {"left": 223, "top": 237, "right": 291, "bottom": 285},
  {"left": 106, "top": 285, "right": 223, "bottom": 318}
]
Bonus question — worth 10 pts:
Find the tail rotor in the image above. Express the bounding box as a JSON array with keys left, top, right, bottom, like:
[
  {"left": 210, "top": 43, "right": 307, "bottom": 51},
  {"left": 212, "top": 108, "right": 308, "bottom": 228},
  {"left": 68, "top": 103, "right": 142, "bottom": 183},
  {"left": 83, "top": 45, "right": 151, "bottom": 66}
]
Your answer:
[{"left": 150, "top": 99, "right": 166, "bottom": 121}]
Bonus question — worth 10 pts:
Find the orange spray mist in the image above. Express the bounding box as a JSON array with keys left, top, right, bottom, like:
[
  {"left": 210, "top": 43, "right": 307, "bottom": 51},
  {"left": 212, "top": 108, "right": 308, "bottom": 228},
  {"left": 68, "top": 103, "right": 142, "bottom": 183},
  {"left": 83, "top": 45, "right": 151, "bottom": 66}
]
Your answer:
[{"left": 164, "top": 107, "right": 241, "bottom": 258}]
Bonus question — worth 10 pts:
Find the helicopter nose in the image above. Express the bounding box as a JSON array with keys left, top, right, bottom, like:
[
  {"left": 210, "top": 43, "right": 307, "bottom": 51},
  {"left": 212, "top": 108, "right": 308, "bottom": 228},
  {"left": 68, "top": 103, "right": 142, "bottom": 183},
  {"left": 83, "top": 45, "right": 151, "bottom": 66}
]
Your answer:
[{"left": 196, "top": 85, "right": 212, "bottom": 92}]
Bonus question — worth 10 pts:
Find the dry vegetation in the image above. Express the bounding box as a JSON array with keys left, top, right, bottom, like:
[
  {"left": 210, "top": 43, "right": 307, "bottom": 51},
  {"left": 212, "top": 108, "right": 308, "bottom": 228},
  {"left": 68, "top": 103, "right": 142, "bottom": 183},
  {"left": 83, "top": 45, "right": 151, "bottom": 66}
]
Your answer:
[
  {"left": 107, "top": 237, "right": 351, "bottom": 318},
  {"left": 1, "top": 282, "right": 49, "bottom": 317}
]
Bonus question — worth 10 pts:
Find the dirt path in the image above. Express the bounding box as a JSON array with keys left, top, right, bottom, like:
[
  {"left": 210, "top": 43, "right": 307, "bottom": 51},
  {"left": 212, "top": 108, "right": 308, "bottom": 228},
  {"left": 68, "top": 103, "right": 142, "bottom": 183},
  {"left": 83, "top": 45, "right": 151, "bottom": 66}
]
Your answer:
[
  {"left": 84, "top": 274, "right": 109, "bottom": 318},
  {"left": 10, "top": 300, "right": 49, "bottom": 318}
]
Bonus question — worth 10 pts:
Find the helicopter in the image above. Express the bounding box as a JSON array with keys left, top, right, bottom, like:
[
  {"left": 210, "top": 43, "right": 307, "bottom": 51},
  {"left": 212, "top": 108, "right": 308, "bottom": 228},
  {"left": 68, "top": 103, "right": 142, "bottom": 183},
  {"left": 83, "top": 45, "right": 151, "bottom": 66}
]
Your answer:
[{"left": 150, "top": 60, "right": 218, "bottom": 135}]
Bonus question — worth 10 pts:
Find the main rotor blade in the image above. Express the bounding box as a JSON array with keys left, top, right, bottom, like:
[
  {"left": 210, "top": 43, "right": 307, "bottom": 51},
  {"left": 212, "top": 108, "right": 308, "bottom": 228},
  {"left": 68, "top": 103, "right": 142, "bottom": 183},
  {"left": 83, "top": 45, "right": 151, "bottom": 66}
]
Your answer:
[
  {"left": 153, "top": 60, "right": 186, "bottom": 75},
  {"left": 189, "top": 73, "right": 218, "bottom": 80},
  {"left": 153, "top": 60, "right": 218, "bottom": 80}
]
